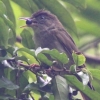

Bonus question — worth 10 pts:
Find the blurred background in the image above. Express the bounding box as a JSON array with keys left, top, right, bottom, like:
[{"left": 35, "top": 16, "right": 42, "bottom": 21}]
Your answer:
[{"left": 0, "top": 0, "right": 100, "bottom": 99}]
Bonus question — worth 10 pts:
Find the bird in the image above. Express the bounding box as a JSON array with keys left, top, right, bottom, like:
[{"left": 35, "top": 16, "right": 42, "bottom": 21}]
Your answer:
[
  {"left": 20, "top": 9, "right": 81, "bottom": 69},
  {"left": 20, "top": 9, "right": 94, "bottom": 100}
]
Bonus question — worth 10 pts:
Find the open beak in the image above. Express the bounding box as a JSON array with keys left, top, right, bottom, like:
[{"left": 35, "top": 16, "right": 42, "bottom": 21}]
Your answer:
[
  {"left": 19, "top": 17, "right": 29, "bottom": 28},
  {"left": 19, "top": 17, "right": 30, "bottom": 20},
  {"left": 19, "top": 17, "right": 37, "bottom": 28}
]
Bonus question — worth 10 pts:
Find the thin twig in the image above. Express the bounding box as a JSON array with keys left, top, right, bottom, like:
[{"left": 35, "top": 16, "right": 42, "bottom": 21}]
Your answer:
[
  {"left": 79, "top": 38, "right": 100, "bottom": 52},
  {"left": 29, "top": 93, "right": 35, "bottom": 100}
]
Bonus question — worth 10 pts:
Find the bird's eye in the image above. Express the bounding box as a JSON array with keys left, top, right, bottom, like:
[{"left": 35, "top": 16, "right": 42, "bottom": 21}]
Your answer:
[{"left": 40, "top": 15, "right": 45, "bottom": 20}]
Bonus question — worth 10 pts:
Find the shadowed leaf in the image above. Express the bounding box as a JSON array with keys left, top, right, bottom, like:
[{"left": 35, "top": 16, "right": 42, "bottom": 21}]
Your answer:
[
  {"left": 52, "top": 75, "right": 69, "bottom": 100},
  {"left": 0, "top": 76, "right": 19, "bottom": 90}
]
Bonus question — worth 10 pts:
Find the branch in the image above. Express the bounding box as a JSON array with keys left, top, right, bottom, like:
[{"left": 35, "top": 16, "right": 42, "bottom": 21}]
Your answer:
[
  {"left": 79, "top": 38, "right": 100, "bottom": 52},
  {"left": 85, "top": 54, "right": 100, "bottom": 64}
]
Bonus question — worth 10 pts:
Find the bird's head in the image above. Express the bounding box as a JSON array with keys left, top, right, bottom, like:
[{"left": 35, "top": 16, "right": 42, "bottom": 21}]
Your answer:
[{"left": 20, "top": 10, "right": 62, "bottom": 32}]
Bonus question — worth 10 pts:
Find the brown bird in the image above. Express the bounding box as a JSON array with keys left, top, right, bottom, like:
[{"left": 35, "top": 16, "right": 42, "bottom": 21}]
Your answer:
[
  {"left": 20, "top": 10, "right": 80, "bottom": 69},
  {"left": 20, "top": 9, "right": 94, "bottom": 100}
]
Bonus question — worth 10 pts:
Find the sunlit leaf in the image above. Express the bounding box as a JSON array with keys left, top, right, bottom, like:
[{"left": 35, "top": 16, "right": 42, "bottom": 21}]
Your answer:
[
  {"left": 15, "top": 56, "right": 29, "bottom": 63},
  {"left": 15, "top": 43, "right": 38, "bottom": 64},
  {"left": 92, "top": 78, "right": 100, "bottom": 93},
  {"left": 72, "top": 52, "right": 86, "bottom": 66},
  {"left": 42, "top": 49, "right": 68, "bottom": 64},
  {"left": 64, "top": 75, "right": 100, "bottom": 100},
  {"left": 37, "top": 53, "right": 52, "bottom": 66},
  {"left": 17, "top": 48, "right": 35, "bottom": 57},
  {"left": 35, "top": 48, "right": 68, "bottom": 66},
  {"left": 90, "top": 69, "right": 100, "bottom": 80},
  {"left": 23, "top": 70, "right": 36, "bottom": 83},
  {"left": 35, "top": 47, "right": 52, "bottom": 66}
]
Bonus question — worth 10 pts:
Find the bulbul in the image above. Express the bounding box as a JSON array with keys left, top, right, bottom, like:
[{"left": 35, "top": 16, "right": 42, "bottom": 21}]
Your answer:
[
  {"left": 20, "top": 10, "right": 94, "bottom": 99},
  {"left": 20, "top": 9, "right": 81, "bottom": 69}
]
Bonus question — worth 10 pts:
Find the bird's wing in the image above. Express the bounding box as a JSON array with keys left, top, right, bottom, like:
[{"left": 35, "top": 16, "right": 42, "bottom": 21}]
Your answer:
[{"left": 50, "top": 28, "right": 79, "bottom": 54}]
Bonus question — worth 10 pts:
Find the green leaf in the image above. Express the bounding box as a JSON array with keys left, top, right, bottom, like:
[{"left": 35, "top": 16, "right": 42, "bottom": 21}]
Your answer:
[
  {"left": 92, "top": 78, "right": 100, "bottom": 93},
  {"left": 65, "top": 0, "right": 86, "bottom": 9},
  {"left": 42, "top": 49, "right": 68, "bottom": 64},
  {"left": 0, "top": 18, "right": 9, "bottom": 48},
  {"left": 40, "top": 0, "right": 77, "bottom": 34},
  {"left": 76, "top": 16, "right": 100, "bottom": 37},
  {"left": 15, "top": 45, "right": 38, "bottom": 64},
  {"left": 2, "top": 0, "right": 16, "bottom": 25},
  {"left": 26, "top": 0, "right": 39, "bottom": 12},
  {"left": 0, "top": 1, "right": 16, "bottom": 44},
  {"left": 70, "top": 65, "right": 76, "bottom": 74},
  {"left": 8, "top": 29, "right": 15, "bottom": 45},
  {"left": 21, "top": 29, "right": 35, "bottom": 49},
  {"left": 90, "top": 69, "right": 100, "bottom": 80},
  {"left": 0, "top": 1, "right": 6, "bottom": 15},
  {"left": 6, "top": 46, "right": 15, "bottom": 56},
  {"left": 13, "top": 0, "right": 38, "bottom": 13},
  {"left": 64, "top": 75, "right": 100, "bottom": 100},
  {"left": 2, "top": 14, "right": 16, "bottom": 42},
  {"left": 35, "top": 47, "right": 68, "bottom": 66},
  {"left": 33, "top": 0, "right": 45, "bottom": 9},
  {"left": 17, "top": 48, "right": 35, "bottom": 57},
  {"left": 15, "top": 56, "right": 29, "bottom": 63},
  {"left": 0, "top": 76, "right": 19, "bottom": 90},
  {"left": 72, "top": 52, "right": 86, "bottom": 66},
  {"left": 0, "top": 57, "right": 10, "bottom": 63},
  {"left": 35, "top": 47, "right": 49, "bottom": 56},
  {"left": 0, "top": 95, "right": 15, "bottom": 100},
  {"left": 19, "top": 72, "right": 29, "bottom": 95},
  {"left": 37, "top": 53, "right": 52, "bottom": 66},
  {"left": 52, "top": 75, "right": 69, "bottom": 100},
  {"left": 24, "top": 82, "right": 38, "bottom": 92},
  {"left": 23, "top": 70, "right": 36, "bottom": 82},
  {"left": 10, "top": 70, "right": 29, "bottom": 96},
  {"left": 35, "top": 47, "right": 52, "bottom": 66}
]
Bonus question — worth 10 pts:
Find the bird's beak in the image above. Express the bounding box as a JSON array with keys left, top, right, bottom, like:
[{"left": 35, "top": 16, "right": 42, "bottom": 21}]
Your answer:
[
  {"left": 19, "top": 17, "right": 37, "bottom": 28},
  {"left": 19, "top": 17, "right": 29, "bottom": 28},
  {"left": 19, "top": 17, "right": 29, "bottom": 20}
]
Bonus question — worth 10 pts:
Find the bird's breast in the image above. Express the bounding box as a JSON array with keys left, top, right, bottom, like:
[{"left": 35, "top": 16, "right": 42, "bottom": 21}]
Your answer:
[
  {"left": 33, "top": 31, "right": 65, "bottom": 53},
  {"left": 34, "top": 31, "right": 52, "bottom": 47}
]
